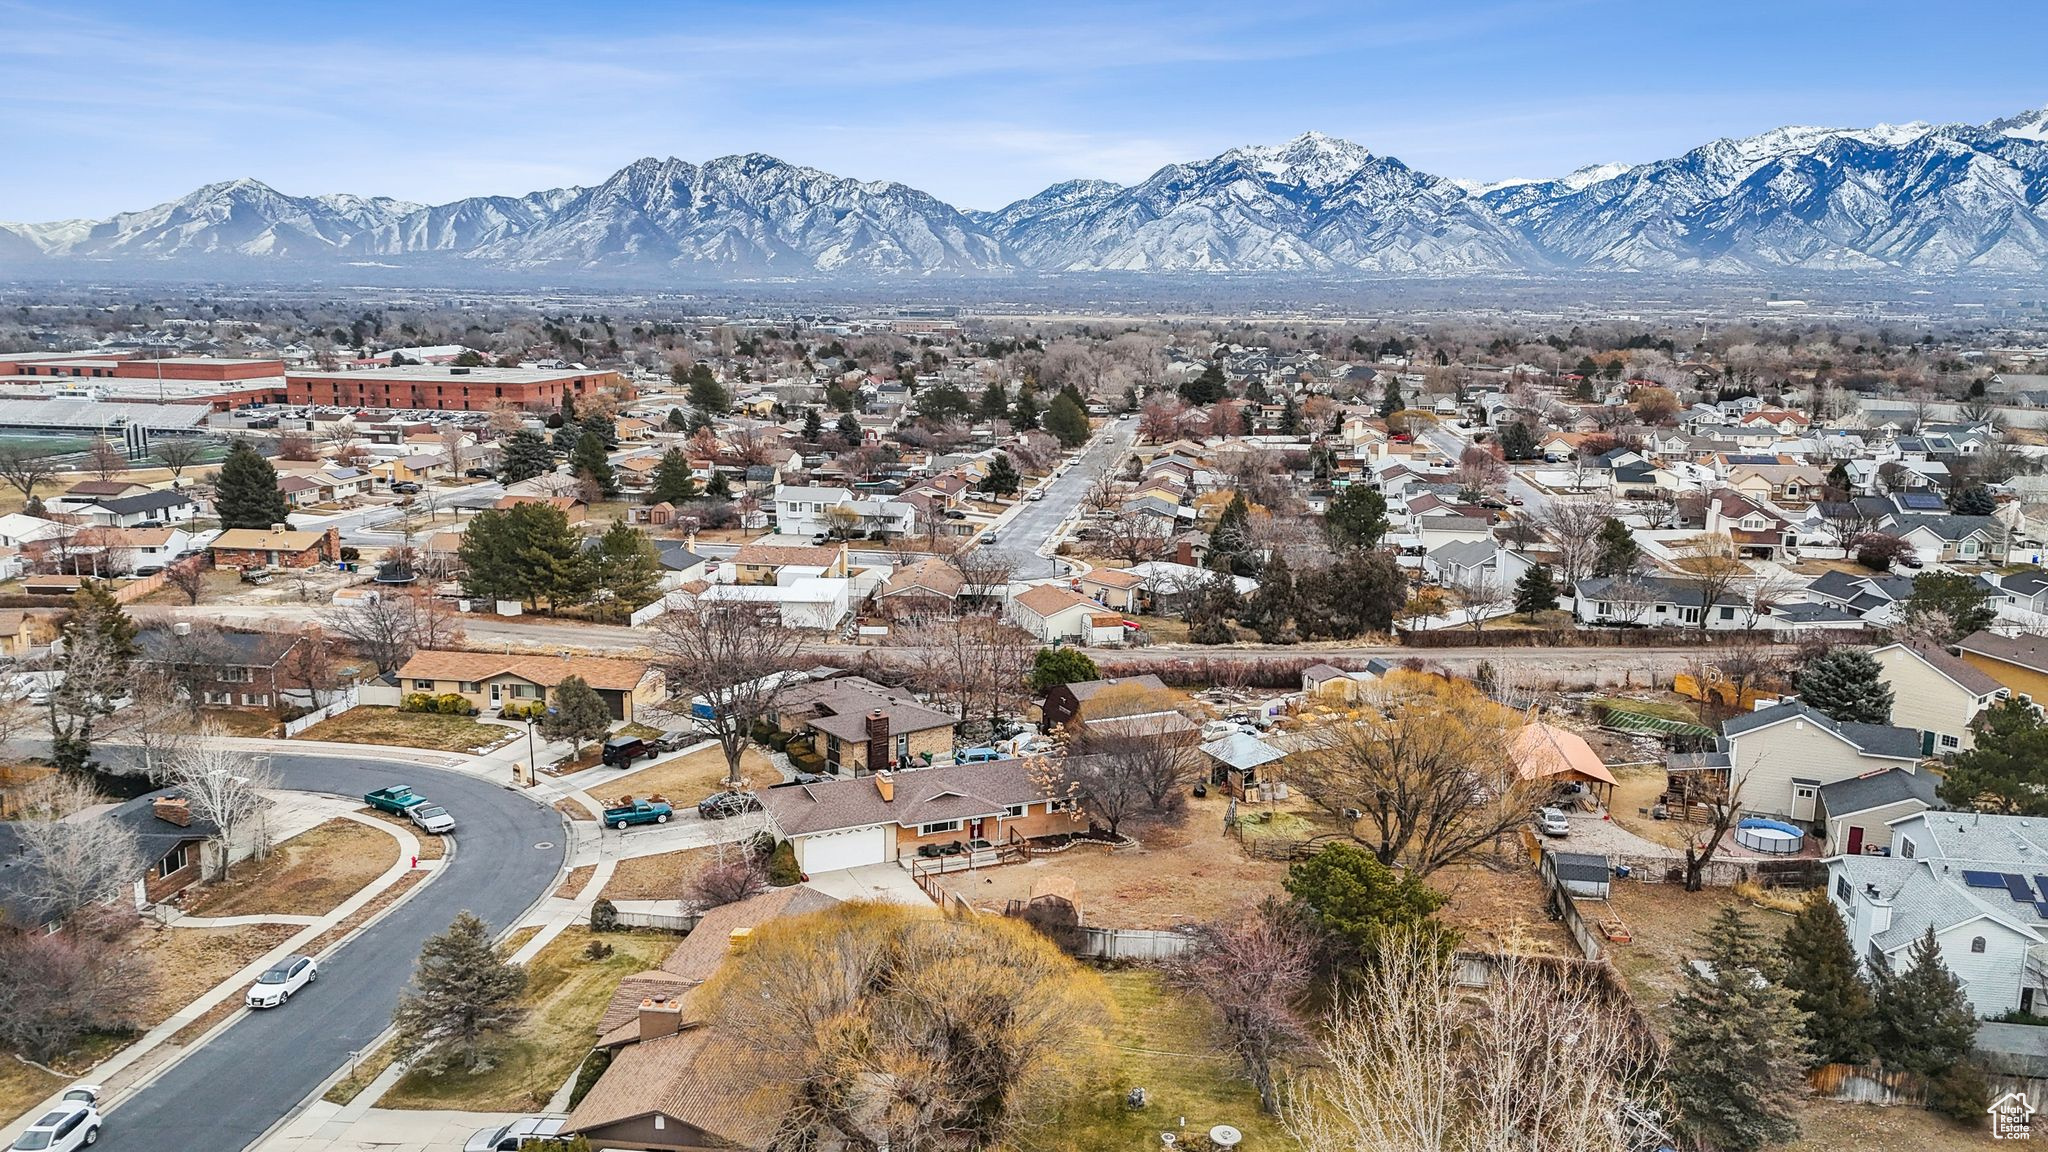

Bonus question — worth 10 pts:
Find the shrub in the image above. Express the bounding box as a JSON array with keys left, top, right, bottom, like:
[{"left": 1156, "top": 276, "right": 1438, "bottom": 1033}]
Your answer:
[
  {"left": 339, "top": 546, "right": 361, "bottom": 561},
  {"left": 435, "top": 693, "right": 472, "bottom": 715},
  {"left": 690, "top": 857, "right": 768, "bottom": 909},
  {"left": 500, "top": 700, "right": 544, "bottom": 721},
  {"left": 589, "top": 898, "right": 619, "bottom": 932},
  {"left": 582, "top": 938, "right": 613, "bottom": 960},
  {"left": 401, "top": 692, "right": 436, "bottom": 713},
  {"left": 567, "top": 1048, "right": 615, "bottom": 1109},
  {"left": 765, "top": 730, "right": 791, "bottom": 753},
  {"left": 766, "top": 841, "right": 802, "bottom": 887}
]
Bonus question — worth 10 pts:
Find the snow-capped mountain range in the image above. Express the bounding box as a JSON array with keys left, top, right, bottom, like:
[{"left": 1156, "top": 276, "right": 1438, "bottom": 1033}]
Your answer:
[{"left": 6, "top": 106, "right": 2047, "bottom": 279}]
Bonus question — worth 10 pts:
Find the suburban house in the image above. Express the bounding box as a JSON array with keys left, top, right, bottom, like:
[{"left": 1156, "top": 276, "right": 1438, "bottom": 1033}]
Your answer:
[
  {"left": 0, "top": 609, "right": 60, "bottom": 658},
  {"left": 53, "top": 480, "right": 148, "bottom": 509},
  {"left": 1956, "top": 631, "right": 2048, "bottom": 702},
  {"left": 1078, "top": 567, "right": 1145, "bottom": 612},
  {"left": 136, "top": 625, "right": 321, "bottom": 712},
  {"left": 1573, "top": 575, "right": 1748, "bottom": 630},
  {"left": 370, "top": 451, "right": 450, "bottom": 486},
  {"left": 1300, "top": 660, "right": 1396, "bottom": 704},
  {"left": 725, "top": 542, "right": 849, "bottom": 586},
  {"left": 1006, "top": 584, "right": 1125, "bottom": 645},
  {"left": 771, "top": 484, "right": 918, "bottom": 539},
  {"left": 69, "top": 489, "right": 200, "bottom": 528},
  {"left": 394, "top": 650, "right": 664, "bottom": 721},
  {"left": 1894, "top": 515, "right": 2004, "bottom": 566},
  {"left": 1688, "top": 702, "right": 1922, "bottom": 826},
  {"left": 493, "top": 494, "right": 589, "bottom": 526},
  {"left": 768, "top": 675, "right": 957, "bottom": 775},
  {"left": 759, "top": 759, "right": 1081, "bottom": 874},
  {"left": 0, "top": 789, "right": 250, "bottom": 932},
  {"left": 1829, "top": 811, "right": 2048, "bottom": 1016},
  {"left": 1815, "top": 768, "right": 1937, "bottom": 855},
  {"left": 210, "top": 526, "right": 342, "bottom": 570},
  {"left": 1868, "top": 642, "right": 2008, "bottom": 754},
  {"left": 655, "top": 543, "right": 709, "bottom": 590},
  {"left": 875, "top": 557, "right": 965, "bottom": 620},
  {"left": 695, "top": 579, "right": 852, "bottom": 631},
  {"left": 565, "top": 887, "right": 839, "bottom": 1151},
  {"left": 1040, "top": 673, "right": 1174, "bottom": 731}
]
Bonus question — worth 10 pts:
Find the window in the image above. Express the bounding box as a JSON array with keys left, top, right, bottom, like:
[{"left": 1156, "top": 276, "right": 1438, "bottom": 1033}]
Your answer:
[
  {"left": 157, "top": 844, "right": 190, "bottom": 878},
  {"left": 1971, "top": 936, "right": 1988, "bottom": 954},
  {"left": 1719, "top": 607, "right": 1736, "bottom": 620},
  {"left": 918, "top": 820, "right": 961, "bottom": 836},
  {"left": 459, "top": 681, "right": 481, "bottom": 693},
  {"left": 1835, "top": 875, "right": 1851, "bottom": 903},
  {"left": 412, "top": 679, "right": 434, "bottom": 690},
  {"left": 1939, "top": 733, "right": 1961, "bottom": 751},
  {"left": 1901, "top": 838, "right": 1916, "bottom": 859},
  {"left": 241, "top": 693, "right": 269, "bottom": 707},
  {"left": 1004, "top": 804, "right": 1026, "bottom": 818}
]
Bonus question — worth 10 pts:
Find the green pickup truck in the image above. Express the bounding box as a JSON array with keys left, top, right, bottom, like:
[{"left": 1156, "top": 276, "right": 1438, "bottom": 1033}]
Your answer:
[
  {"left": 364, "top": 785, "right": 425, "bottom": 815},
  {"left": 602, "top": 798, "right": 673, "bottom": 830}
]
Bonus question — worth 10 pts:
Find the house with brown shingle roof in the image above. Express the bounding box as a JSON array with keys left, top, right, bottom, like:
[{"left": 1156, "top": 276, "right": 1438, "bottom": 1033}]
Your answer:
[
  {"left": 491, "top": 494, "right": 588, "bottom": 525},
  {"left": 1006, "top": 583, "right": 1126, "bottom": 644},
  {"left": 760, "top": 759, "right": 1081, "bottom": 873},
  {"left": 727, "top": 542, "right": 847, "bottom": 585},
  {"left": 394, "top": 649, "right": 663, "bottom": 721},
  {"left": 1078, "top": 567, "right": 1145, "bottom": 612},
  {"left": 876, "top": 557, "right": 965, "bottom": 619},
  {"left": 210, "top": 526, "right": 341, "bottom": 570}
]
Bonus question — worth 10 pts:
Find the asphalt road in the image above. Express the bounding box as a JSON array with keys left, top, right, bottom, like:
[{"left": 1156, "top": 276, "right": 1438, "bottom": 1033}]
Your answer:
[
  {"left": 1419, "top": 422, "right": 1552, "bottom": 515},
  {"left": 983, "top": 415, "right": 1137, "bottom": 578},
  {"left": 93, "top": 754, "right": 566, "bottom": 1152}
]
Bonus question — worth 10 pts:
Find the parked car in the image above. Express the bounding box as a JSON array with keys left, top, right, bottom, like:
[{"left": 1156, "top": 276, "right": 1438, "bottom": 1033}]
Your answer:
[
  {"left": 696, "top": 791, "right": 760, "bottom": 820},
  {"left": 407, "top": 804, "right": 455, "bottom": 834},
  {"left": 1535, "top": 807, "right": 1571, "bottom": 838},
  {"left": 603, "top": 798, "right": 674, "bottom": 829},
  {"left": 651, "top": 730, "right": 693, "bottom": 753},
  {"left": 9, "top": 1099, "right": 100, "bottom": 1151},
  {"left": 1027, "top": 490, "right": 1046, "bottom": 501},
  {"left": 464, "top": 467, "right": 495, "bottom": 479},
  {"left": 363, "top": 785, "right": 426, "bottom": 815},
  {"left": 463, "top": 1117, "right": 566, "bottom": 1152},
  {"left": 390, "top": 482, "right": 422, "bottom": 494},
  {"left": 982, "top": 531, "right": 1000, "bottom": 545},
  {"left": 943, "top": 509, "right": 967, "bottom": 520},
  {"left": 601, "top": 735, "right": 654, "bottom": 768},
  {"left": 246, "top": 954, "right": 317, "bottom": 1008}
]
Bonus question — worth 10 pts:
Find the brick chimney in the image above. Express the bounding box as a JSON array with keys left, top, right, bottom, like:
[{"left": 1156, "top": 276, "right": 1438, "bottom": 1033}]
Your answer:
[
  {"left": 1175, "top": 539, "right": 1194, "bottom": 566},
  {"left": 153, "top": 796, "right": 192, "bottom": 827},
  {"left": 638, "top": 996, "right": 682, "bottom": 1042},
  {"left": 865, "top": 709, "right": 890, "bottom": 772},
  {"left": 873, "top": 770, "right": 894, "bottom": 803}
]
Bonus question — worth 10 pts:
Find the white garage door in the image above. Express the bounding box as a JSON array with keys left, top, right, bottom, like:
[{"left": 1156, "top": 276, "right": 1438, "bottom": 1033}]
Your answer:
[{"left": 798, "top": 826, "right": 888, "bottom": 874}]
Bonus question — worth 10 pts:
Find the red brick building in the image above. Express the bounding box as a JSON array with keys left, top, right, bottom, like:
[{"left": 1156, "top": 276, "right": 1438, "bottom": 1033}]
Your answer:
[
  {"left": 0, "top": 353, "right": 285, "bottom": 382},
  {"left": 209, "top": 526, "right": 341, "bottom": 569},
  {"left": 284, "top": 366, "right": 629, "bottom": 412}
]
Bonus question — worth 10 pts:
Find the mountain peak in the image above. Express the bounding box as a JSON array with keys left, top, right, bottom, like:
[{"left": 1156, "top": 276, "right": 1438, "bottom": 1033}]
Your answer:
[{"left": 1217, "top": 131, "right": 1377, "bottom": 188}]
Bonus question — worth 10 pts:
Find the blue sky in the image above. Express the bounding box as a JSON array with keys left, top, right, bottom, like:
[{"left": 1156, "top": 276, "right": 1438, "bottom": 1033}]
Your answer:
[{"left": 2, "top": 0, "right": 2042, "bottom": 222}]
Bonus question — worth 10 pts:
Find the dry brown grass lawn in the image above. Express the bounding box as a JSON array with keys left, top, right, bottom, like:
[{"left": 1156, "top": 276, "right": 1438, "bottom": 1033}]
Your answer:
[
  {"left": 555, "top": 796, "right": 597, "bottom": 821},
  {"left": 969, "top": 794, "right": 1291, "bottom": 929},
  {"left": 1785, "top": 1098, "right": 1986, "bottom": 1152},
  {"left": 554, "top": 864, "right": 597, "bottom": 900},
  {"left": 293, "top": 707, "right": 516, "bottom": 753},
  {"left": 1603, "top": 881, "right": 1754, "bottom": 1015},
  {"left": 1430, "top": 861, "right": 1575, "bottom": 956},
  {"left": 184, "top": 819, "right": 396, "bottom": 918},
  {"left": 597, "top": 743, "right": 772, "bottom": 805},
  {"left": 197, "top": 709, "right": 281, "bottom": 738},
  {"left": 0, "top": 1061, "right": 64, "bottom": 1129},
  {"left": 294, "top": 871, "right": 427, "bottom": 959},
  {"left": 600, "top": 847, "right": 718, "bottom": 901}
]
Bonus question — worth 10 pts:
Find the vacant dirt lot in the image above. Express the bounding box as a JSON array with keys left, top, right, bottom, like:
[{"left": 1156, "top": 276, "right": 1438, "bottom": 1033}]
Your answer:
[
  {"left": 1786, "top": 1098, "right": 1985, "bottom": 1152},
  {"left": 184, "top": 819, "right": 396, "bottom": 917}
]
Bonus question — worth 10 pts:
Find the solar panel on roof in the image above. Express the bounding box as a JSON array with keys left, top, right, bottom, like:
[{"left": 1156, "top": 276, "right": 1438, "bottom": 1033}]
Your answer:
[
  {"left": 1897, "top": 492, "right": 1946, "bottom": 510},
  {"left": 1964, "top": 870, "right": 2007, "bottom": 888},
  {"left": 2033, "top": 901, "right": 2048, "bottom": 919},
  {"left": 2004, "top": 874, "right": 2037, "bottom": 902},
  {"left": 2032, "top": 876, "right": 2048, "bottom": 904}
]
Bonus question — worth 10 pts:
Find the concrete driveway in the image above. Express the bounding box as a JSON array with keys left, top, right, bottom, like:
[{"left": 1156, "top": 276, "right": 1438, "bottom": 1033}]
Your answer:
[{"left": 804, "top": 863, "right": 932, "bottom": 905}]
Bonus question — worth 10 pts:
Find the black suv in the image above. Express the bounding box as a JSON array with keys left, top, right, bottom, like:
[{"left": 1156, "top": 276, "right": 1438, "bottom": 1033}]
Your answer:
[{"left": 697, "top": 791, "right": 761, "bottom": 820}]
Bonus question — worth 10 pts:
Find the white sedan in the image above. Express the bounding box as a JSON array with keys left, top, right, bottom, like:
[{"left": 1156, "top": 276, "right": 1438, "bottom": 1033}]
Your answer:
[
  {"left": 245, "top": 954, "right": 317, "bottom": 1008},
  {"left": 10, "top": 1098, "right": 100, "bottom": 1151}
]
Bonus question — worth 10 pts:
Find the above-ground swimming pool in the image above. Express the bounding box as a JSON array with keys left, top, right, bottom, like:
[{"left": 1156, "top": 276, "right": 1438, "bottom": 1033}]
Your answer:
[{"left": 1734, "top": 817, "right": 1805, "bottom": 854}]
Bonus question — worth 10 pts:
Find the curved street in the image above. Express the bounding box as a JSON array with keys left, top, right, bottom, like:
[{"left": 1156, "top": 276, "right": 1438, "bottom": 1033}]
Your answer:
[{"left": 91, "top": 754, "right": 566, "bottom": 1152}]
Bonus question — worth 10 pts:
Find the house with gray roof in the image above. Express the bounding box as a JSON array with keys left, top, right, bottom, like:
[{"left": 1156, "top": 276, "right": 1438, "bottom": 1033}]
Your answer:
[
  {"left": 1829, "top": 810, "right": 2048, "bottom": 1016},
  {"left": 1869, "top": 642, "right": 2009, "bottom": 755},
  {"left": 1815, "top": 768, "right": 1937, "bottom": 856},
  {"left": 1711, "top": 702, "right": 1923, "bottom": 825},
  {"left": 758, "top": 759, "right": 1080, "bottom": 874},
  {"left": 1573, "top": 575, "right": 1748, "bottom": 630}
]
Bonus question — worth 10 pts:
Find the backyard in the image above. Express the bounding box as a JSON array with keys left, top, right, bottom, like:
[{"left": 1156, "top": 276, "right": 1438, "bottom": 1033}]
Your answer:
[
  {"left": 292, "top": 707, "right": 517, "bottom": 754},
  {"left": 379, "top": 926, "right": 676, "bottom": 1113},
  {"left": 183, "top": 818, "right": 396, "bottom": 918}
]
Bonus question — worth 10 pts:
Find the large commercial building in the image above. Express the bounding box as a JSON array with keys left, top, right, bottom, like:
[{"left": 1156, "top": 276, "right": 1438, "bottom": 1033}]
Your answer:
[
  {"left": 0, "top": 353, "right": 284, "bottom": 382},
  {"left": 283, "top": 365, "right": 629, "bottom": 412}
]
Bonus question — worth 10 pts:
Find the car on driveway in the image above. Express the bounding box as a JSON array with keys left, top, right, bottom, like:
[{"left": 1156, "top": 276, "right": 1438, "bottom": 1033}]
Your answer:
[
  {"left": 696, "top": 791, "right": 761, "bottom": 820},
  {"left": 464, "top": 1117, "right": 566, "bottom": 1152},
  {"left": 390, "top": 482, "right": 422, "bottom": 494},
  {"left": 9, "top": 1098, "right": 100, "bottom": 1151},
  {"left": 1535, "top": 807, "right": 1571, "bottom": 838},
  {"left": 245, "top": 955, "right": 317, "bottom": 1008}
]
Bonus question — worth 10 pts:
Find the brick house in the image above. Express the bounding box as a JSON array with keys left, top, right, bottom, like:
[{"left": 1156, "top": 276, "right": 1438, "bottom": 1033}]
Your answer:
[
  {"left": 394, "top": 649, "right": 664, "bottom": 721},
  {"left": 766, "top": 675, "right": 957, "bottom": 774},
  {"left": 759, "top": 760, "right": 1083, "bottom": 874},
  {"left": 0, "top": 790, "right": 244, "bottom": 932},
  {"left": 137, "top": 625, "right": 320, "bottom": 713},
  {"left": 210, "top": 526, "right": 341, "bottom": 569}
]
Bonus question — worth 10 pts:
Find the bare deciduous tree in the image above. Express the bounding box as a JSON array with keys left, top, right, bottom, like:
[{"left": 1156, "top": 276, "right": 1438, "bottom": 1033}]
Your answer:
[
  {"left": 150, "top": 437, "right": 206, "bottom": 479},
  {"left": 161, "top": 734, "right": 278, "bottom": 880},
  {"left": 1534, "top": 498, "right": 1615, "bottom": 582},
  {"left": 651, "top": 603, "right": 809, "bottom": 789},
  {"left": 326, "top": 589, "right": 461, "bottom": 674},
  {"left": 1169, "top": 902, "right": 1316, "bottom": 1115},
  {"left": 10, "top": 775, "right": 146, "bottom": 922},
  {"left": 165, "top": 558, "right": 207, "bottom": 605},
  {"left": 0, "top": 443, "right": 58, "bottom": 502},
  {"left": 1289, "top": 931, "right": 1665, "bottom": 1152},
  {"left": 0, "top": 914, "right": 151, "bottom": 1062},
  {"left": 88, "top": 438, "right": 127, "bottom": 482}
]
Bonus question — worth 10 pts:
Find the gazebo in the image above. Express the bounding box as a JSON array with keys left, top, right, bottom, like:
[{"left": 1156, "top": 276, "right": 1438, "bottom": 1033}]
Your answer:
[{"left": 1509, "top": 720, "right": 1618, "bottom": 808}]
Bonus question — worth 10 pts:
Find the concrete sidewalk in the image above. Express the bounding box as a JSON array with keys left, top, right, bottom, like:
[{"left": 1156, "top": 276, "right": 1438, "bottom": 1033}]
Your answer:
[{"left": 258, "top": 1105, "right": 538, "bottom": 1152}]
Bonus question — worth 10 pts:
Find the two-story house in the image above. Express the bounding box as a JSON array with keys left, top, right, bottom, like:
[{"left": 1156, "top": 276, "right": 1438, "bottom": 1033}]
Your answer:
[
  {"left": 1869, "top": 642, "right": 2008, "bottom": 754},
  {"left": 1701, "top": 702, "right": 1922, "bottom": 825}
]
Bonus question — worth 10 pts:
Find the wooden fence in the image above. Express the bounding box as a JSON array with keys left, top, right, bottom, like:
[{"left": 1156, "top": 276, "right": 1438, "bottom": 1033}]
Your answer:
[
  {"left": 1073, "top": 926, "right": 1193, "bottom": 962},
  {"left": 1538, "top": 851, "right": 1604, "bottom": 962},
  {"left": 612, "top": 907, "right": 703, "bottom": 933}
]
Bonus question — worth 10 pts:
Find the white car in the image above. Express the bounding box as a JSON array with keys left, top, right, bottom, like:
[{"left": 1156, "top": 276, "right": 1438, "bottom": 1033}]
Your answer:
[
  {"left": 407, "top": 804, "right": 455, "bottom": 834},
  {"left": 10, "top": 1099, "right": 100, "bottom": 1151},
  {"left": 1536, "top": 807, "right": 1571, "bottom": 838},
  {"left": 1027, "top": 490, "right": 1046, "bottom": 501},
  {"left": 465, "top": 1117, "right": 566, "bottom": 1152},
  {"left": 245, "top": 954, "right": 317, "bottom": 1008}
]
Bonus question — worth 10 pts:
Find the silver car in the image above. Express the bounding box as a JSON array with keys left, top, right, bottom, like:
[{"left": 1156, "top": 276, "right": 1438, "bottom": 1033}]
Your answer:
[
  {"left": 10, "top": 1099, "right": 100, "bottom": 1151},
  {"left": 464, "top": 1117, "right": 565, "bottom": 1152},
  {"left": 1536, "top": 807, "right": 1571, "bottom": 838},
  {"left": 245, "top": 954, "right": 317, "bottom": 1008}
]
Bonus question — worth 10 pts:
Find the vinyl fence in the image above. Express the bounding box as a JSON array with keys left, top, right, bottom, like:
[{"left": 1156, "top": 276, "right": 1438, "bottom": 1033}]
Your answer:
[
  {"left": 1072, "top": 926, "right": 1193, "bottom": 962},
  {"left": 282, "top": 683, "right": 361, "bottom": 737},
  {"left": 612, "top": 907, "right": 703, "bottom": 933}
]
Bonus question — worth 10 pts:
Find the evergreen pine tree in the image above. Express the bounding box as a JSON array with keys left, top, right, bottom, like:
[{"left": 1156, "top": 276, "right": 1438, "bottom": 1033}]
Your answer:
[
  {"left": 1324, "top": 485, "right": 1390, "bottom": 550},
  {"left": 801, "top": 408, "right": 823, "bottom": 443},
  {"left": 1780, "top": 890, "right": 1877, "bottom": 1067},
  {"left": 588, "top": 520, "right": 663, "bottom": 622},
  {"left": 1938, "top": 696, "right": 2048, "bottom": 814},
  {"left": 1378, "top": 375, "right": 1404, "bottom": 418},
  {"left": 1243, "top": 377, "right": 1270, "bottom": 403},
  {"left": 1236, "top": 552, "right": 1297, "bottom": 643},
  {"left": 1593, "top": 518, "right": 1641, "bottom": 577},
  {"left": 687, "top": 364, "right": 730, "bottom": 416},
  {"left": 1044, "top": 392, "right": 1091, "bottom": 448},
  {"left": 1667, "top": 907, "right": 1811, "bottom": 1152},
  {"left": 1496, "top": 420, "right": 1536, "bottom": 461},
  {"left": 392, "top": 912, "right": 528, "bottom": 1072},
  {"left": 664, "top": 406, "right": 688, "bottom": 431},
  {"left": 1210, "top": 492, "right": 1257, "bottom": 577},
  {"left": 1513, "top": 563, "right": 1559, "bottom": 615},
  {"left": 570, "top": 430, "right": 617, "bottom": 497},
  {"left": 1011, "top": 387, "right": 1041, "bottom": 430},
  {"left": 497, "top": 429, "right": 554, "bottom": 484},
  {"left": 978, "top": 454, "right": 1020, "bottom": 497},
  {"left": 704, "top": 470, "right": 733, "bottom": 500},
  {"left": 1279, "top": 395, "right": 1301, "bottom": 435},
  {"left": 980, "top": 381, "right": 1009, "bottom": 422},
  {"left": 1178, "top": 362, "right": 1229, "bottom": 406},
  {"left": 648, "top": 448, "right": 698, "bottom": 505},
  {"left": 541, "top": 675, "right": 614, "bottom": 755},
  {"left": 551, "top": 423, "right": 580, "bottom": 457},
  {"left": 835, "top": 413, "right": 861, "bottom": 442},
  {"left": 559, "top": 390, "right": 576, "bottom": 423},
  {"left": 579, "top": 412, "right": 617, "bottom": 449},
  {"left": 215, "top": 440, "right": 290, "bottom": 530},
  {"left": 1794, "top": 647, "right": 1895, "bottom": 725},
  {"left": 1874, "top": 926, "right": 1988, "bottom": 1121}
]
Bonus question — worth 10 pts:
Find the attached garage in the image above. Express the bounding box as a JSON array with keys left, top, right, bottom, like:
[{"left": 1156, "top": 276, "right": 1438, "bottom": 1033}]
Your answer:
[{"left": 795, "top": 825, "right": 889, "bottom": 874}]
